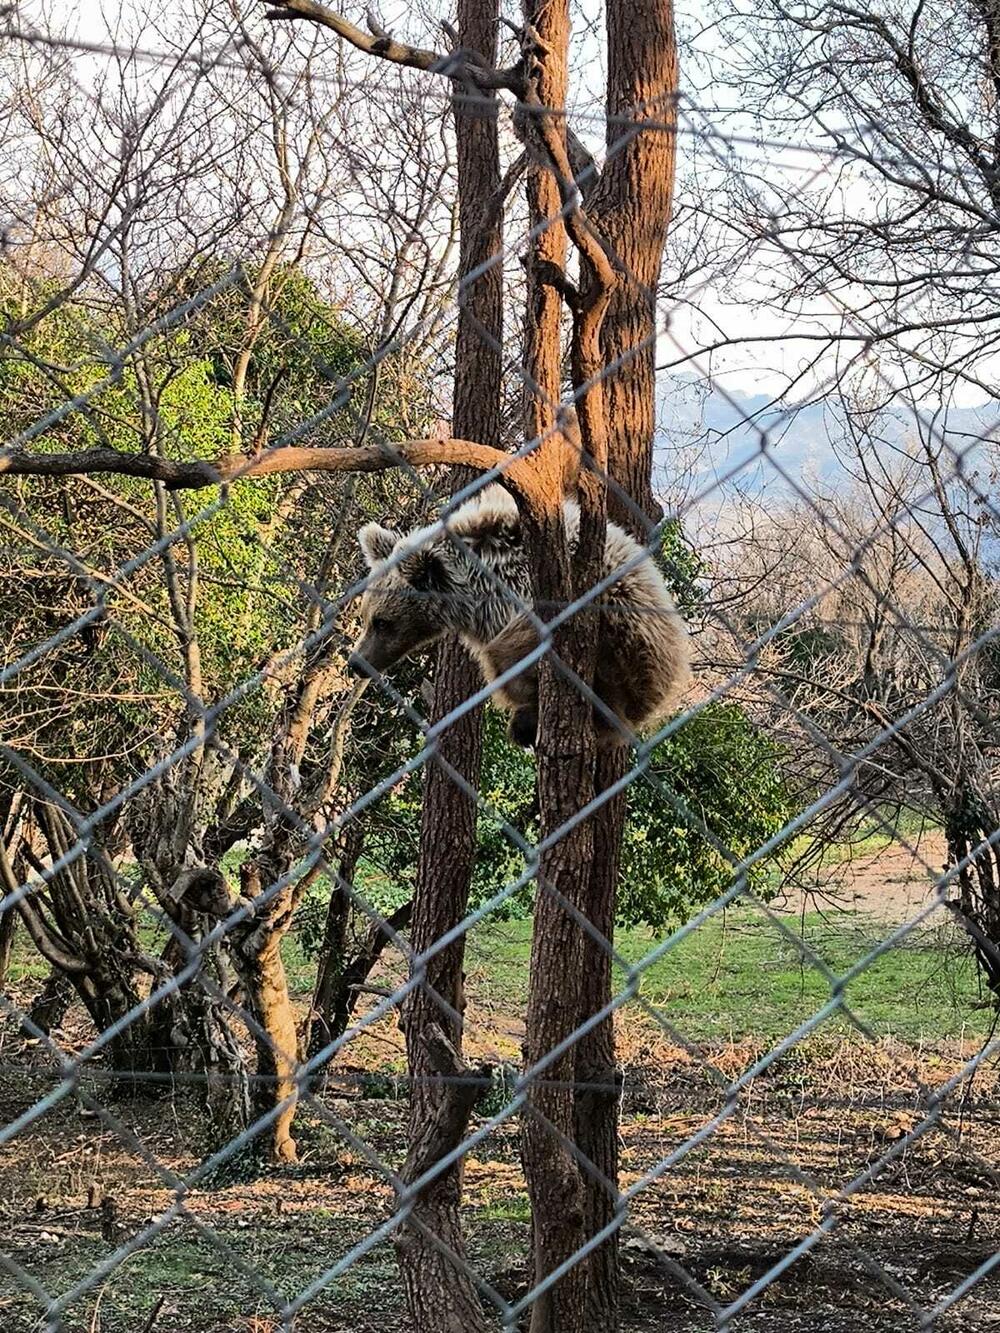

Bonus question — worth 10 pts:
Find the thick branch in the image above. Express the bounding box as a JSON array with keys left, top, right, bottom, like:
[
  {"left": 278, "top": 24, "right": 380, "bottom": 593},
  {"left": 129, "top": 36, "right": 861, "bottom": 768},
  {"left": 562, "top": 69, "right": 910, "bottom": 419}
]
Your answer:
[
  {"left": 1, "top": 437, "right": 521, "bottom": 491},
  {"left": 263, "top": 0, "right": 523, "bottom": 92},
  {"left": 517, "top": 24, "right": 617, "bottom": 526},
  {"left": 522, "top": 68, "right": 616, "bottom": 310},
  {"left": 0, "top": 838, "right": 88, "bottom": 977},
  {"left": 341, "top": 898, "right": 413, "bottom": 1021}
]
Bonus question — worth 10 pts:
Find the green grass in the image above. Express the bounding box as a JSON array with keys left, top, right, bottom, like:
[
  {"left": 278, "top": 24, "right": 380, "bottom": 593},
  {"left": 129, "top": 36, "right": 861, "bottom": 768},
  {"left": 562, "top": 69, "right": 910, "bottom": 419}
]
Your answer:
[
  {"left": 465, "top": 908, "right": 991, "bottom": 1043},
  {"left": 479, "top": 1195, "right": 532, "bottom": 1224},
  {"left": 6, "top": 816, "right": 984, "bottom": 1054},
  {"left": 1, "top": 1222, "right": 409, "bottom": 1333},
  {"left": 8, "top": 900, "right": 986, "bottom": 1048}
]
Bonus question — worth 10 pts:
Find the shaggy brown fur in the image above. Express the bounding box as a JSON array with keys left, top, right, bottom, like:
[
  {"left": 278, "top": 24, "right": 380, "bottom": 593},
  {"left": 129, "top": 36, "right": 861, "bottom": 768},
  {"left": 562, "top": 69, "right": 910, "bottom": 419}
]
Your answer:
[{"left": 349, "top": 485, "right": 690, "bottom": 747}]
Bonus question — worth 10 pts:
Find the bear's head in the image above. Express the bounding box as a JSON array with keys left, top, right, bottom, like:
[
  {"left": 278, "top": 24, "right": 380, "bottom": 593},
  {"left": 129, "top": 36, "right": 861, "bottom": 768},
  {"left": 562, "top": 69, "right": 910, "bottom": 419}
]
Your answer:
[{"left": 348, "top": 522, "right": 456, "bottom": 677}]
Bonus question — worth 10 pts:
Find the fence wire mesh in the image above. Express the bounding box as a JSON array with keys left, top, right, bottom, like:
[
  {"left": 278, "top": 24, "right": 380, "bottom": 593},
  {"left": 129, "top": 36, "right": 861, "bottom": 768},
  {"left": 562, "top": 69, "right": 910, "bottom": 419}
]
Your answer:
[{"left": 1, "top": 3, "right": 1000, "bottom": 1331}]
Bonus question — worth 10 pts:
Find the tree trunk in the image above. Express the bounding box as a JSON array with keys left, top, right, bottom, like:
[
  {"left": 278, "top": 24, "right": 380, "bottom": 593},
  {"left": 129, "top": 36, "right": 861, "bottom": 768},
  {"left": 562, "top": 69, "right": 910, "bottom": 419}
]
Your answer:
[
  {"left": 514, "top": 5, "right": 678, "bottom": 1326},
  {"left": 396, "top": 643, "right": 489, "bottom": 1333},
  {"left": 305, "top": 823, "right": 363, "bottom": 1071},
  {"left": 521, "top": 505, "right": 597, "bottom": 1333},
  {"left": 514, "top": 3, "right": 619, "bottom": 1326},
  {"left": 594, "top": 0, "right": 679, "bottom": 537},
  {"left": 0, "top": 908, "right": 15, "bottom": 987},
  {"left": 15, "top": 920, "right": 152, "bottom": 1089},
  {"left": 521, "top": 0, "right": 568, "bottom": 447},
  {"left": 27, "top": 968, "right": 75, "bottom": 1035},
  {"left": 575, "top": 746, "right": 628, "bottom": 1329},
  {"left": 231, "top": 862, "right": 301, "bottom": 1164},
  {"left": 0, "top": 796, "right": 24, "bottom": 993},
  {"left": 393, "top": 4, "right": 503, "bottom": 1327},
  {"left": 574, "top": 6, "right": 679, "bottom": 1322},
  {"left": 147, "top": 953, "right": 252, "bottom": 1141},
  {"left": 80, "top": 968, "right": 153, "bottom": 1086},
  {"left": 945, "top": 782, "right": 1000, "bottom": 991},
  {"left": 304, "top": 828, "right": 414, "bottom": 1080}
]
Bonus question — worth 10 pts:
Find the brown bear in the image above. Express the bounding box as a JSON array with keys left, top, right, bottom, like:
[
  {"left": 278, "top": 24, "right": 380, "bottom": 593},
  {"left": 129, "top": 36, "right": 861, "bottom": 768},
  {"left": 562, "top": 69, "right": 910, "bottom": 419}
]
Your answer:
[{"left": 348, "top": 483, "right": 690, "bottom": 747}]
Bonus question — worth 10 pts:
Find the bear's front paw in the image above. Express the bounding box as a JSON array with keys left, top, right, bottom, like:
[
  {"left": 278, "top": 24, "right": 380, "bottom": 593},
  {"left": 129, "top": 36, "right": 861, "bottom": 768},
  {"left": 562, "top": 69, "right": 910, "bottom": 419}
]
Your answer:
[{"left": 508, "top": 708, "right": 538, "bottom": 749}]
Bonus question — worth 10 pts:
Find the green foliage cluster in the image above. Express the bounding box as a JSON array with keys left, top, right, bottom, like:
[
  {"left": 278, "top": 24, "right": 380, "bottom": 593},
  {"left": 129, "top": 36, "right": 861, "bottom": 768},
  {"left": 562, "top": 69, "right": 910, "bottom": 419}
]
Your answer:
[
  {"left": 0, "top": 263, "right": 408, "bottom": 789},
  {"left": 472, "top": 699, "right": 793, "bottom": 930},
  {"left": 616, "top": 701, "right": 793, "bottom": 927}
]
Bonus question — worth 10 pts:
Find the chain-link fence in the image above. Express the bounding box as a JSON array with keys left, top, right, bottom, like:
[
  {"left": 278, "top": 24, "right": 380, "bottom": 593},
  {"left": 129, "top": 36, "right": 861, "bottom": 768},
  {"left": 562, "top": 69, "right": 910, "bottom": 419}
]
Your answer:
[{"left": 2, "top": 2, "right": 1000, "bottom": 1330}]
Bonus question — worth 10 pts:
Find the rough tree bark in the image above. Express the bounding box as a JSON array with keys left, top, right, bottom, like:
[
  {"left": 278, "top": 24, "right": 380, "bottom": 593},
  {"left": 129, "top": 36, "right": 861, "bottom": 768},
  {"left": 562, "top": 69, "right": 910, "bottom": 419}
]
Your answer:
[
  {"left": 513, "top": 6, "right": 595, "bottom": 1329},
  {"left": 593, "top": 0, "right": 679, "bottom": 536},
  {"left": 395, "top": 639, "right": 489, "bottom": 1332},
  {"left": 571, "top": 6, "right": 679, "bottom": 1325},
  {"left": 573, "top": 746, "right": 628, "bottom": 1325},
  {"left": 520, "top": 1, "right": 568, "bottom": 451},
  {"left": 27, "top": 969, "right": 76, "bottom": 1036},
  {"left": 229, "top": 856, "right": 304, "bottom": 1163},
  {"left": 503, "top": 4, "right": 675, "bottom": 1325},
  {"left": 306, "top": 826, "right": 365, "bottom": 1071},
  {"left": 220, "top": 675, "right": 363, "bottom": 1163},
  {"left": 393, "top": 4, "right": 504, "bottom": 1330}
]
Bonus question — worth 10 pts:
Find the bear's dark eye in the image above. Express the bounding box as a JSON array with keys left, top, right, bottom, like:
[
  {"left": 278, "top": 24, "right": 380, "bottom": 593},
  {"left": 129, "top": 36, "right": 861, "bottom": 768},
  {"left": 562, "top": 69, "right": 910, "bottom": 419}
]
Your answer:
[{"left": 372, "top": 616, "right": 394, "bottom": 634}]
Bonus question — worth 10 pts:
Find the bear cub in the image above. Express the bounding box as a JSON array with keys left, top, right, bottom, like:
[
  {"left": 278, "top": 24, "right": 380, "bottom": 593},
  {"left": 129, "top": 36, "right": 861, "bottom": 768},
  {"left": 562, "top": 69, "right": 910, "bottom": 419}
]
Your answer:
[{"left": 349, "top": 484, "right": 690, "bottom": 747}]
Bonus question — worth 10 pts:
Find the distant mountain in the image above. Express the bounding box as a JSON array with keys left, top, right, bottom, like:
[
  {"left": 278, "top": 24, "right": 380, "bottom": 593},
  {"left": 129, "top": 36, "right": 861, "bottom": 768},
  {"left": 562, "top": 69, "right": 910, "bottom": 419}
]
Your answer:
[{"left": 653, "top": 373, "right": 1000, "bottom": 500}]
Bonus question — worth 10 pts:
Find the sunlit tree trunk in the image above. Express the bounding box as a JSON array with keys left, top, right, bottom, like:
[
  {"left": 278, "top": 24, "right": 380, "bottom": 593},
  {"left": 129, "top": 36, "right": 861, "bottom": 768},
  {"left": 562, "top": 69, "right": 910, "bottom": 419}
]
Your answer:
[{"left": 394, "top": 4, "right": 503, "bottom": 1328}]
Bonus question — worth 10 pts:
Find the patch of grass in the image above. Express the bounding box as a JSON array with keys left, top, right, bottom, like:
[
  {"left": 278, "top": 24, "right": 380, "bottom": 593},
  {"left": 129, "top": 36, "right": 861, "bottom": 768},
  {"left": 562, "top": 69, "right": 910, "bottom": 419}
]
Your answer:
[
  {"left": 466, "top": 921, "right": 536, "bottom": 1011},
  {"left": 3, "top": 1233, "right": 258, "bottom": 1332},
  {"left": 625, "top": 909, "right": 990, "bottom": 1042},
  {"left": 478, "top": 1194, "right": 531, "bottom": 1224},
  {"left": 3, "top": 1220, "right": 411, "bottom": 1333},
  {"left": 466, "top": 908, "right": 990, "bottom": 1044},
  {"left": 6, "top": 935, "right": 50, "bottom": 985}
]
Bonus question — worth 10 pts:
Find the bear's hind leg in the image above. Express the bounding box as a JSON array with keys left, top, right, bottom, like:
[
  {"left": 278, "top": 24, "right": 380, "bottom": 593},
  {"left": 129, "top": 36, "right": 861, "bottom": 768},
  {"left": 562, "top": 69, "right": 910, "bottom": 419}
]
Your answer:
[
  {"left": 592, "top": 631, "right": 653, "bottom": 746},
  {"left": 482, "top": 616, "right": 540, "bottom": 709},
  {"left": 481, "top": 617, "right": 541, "bottom": 748}
]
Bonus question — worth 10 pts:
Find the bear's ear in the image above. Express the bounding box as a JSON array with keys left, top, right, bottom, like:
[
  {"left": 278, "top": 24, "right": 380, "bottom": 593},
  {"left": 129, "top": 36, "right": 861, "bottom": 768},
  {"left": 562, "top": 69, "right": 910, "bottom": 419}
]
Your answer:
[
  {"left": 358, "top": 523, "right": 398, "bottom": 568},
  {"left": 400, "top": 549, "right": 451, "bottom": 593}
]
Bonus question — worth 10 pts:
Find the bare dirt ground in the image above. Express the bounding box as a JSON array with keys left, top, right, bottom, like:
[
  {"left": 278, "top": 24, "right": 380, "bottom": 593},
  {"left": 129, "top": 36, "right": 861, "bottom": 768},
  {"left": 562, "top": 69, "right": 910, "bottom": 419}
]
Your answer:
[
  {"left": 3, "top": 836, "right": 999, "bottom": 1332},
  {"left": 783, "top": 829, "right": 950, "bottom": 921},
  {"left": 2, "top": 1018, "right": 999, "bottom": 1330}
]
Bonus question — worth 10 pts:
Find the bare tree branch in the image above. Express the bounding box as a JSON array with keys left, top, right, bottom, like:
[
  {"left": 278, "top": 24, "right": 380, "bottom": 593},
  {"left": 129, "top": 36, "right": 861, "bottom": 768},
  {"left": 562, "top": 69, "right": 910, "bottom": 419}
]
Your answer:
[
  {"left": 262, "top": 0, "right": 524, "bottom": 93},
  {"left": 0, "top": 436, "right": 516, "bottom": 490}
]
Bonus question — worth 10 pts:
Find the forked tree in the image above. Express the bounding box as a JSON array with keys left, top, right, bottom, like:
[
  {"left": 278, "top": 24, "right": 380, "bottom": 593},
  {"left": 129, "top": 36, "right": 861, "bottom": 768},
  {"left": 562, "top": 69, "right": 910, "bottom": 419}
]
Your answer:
[{"left": 0, "top": 1, "right": 678, "bottom": 1327}]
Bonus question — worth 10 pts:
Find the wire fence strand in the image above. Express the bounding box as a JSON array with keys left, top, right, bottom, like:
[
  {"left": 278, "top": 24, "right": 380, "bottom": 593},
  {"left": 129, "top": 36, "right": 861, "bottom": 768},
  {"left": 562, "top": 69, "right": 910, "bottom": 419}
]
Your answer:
[{"left": 2, "top": 7, "right": 1000, "bottom": 1332}]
